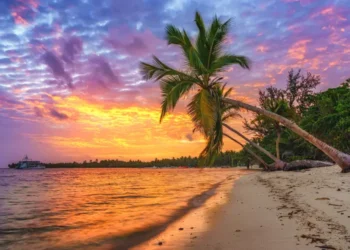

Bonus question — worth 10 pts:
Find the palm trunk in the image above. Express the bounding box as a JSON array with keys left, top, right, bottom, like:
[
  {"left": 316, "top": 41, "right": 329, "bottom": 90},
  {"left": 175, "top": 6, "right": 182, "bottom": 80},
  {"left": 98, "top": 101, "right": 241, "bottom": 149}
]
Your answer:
[
  {"left": 276, "top": 130, "right": 281, "bottom": 160},
  {"left": 224, "top": 133, "right": 269, "bottom": 170},
  {"left": 223, "top": 123, "right": 286, "bottom": 169},
  {"left": 223, "top": 98, "right": 350, "bottom": 172}
]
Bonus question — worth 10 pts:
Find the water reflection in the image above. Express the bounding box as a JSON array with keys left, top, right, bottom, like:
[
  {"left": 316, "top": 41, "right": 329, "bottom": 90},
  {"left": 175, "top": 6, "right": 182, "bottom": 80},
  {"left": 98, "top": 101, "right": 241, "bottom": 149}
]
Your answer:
[{"left": 0, "top": 168, "right": 244, "bottom": 249}]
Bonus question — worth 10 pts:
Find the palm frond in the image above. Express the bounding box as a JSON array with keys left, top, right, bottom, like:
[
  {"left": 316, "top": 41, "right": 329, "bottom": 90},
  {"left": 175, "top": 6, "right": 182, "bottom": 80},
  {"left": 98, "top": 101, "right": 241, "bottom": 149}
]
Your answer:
[
  {"left": 195, "top": 12, "right": 209, "bottom": 70},
  {"left": 222, "top": 110, "right": 241, "bottom": 122},
  {"left": 199, "top": 114, "right": 224, "bottom": 166},
  {"left": 182, "top": 30, "right": 207, "bottom": 74},
  {"left": 140, "top": 56, "right": 198, "bottom": 82},
  {"left": 206, "top": 17, "right": 231, "bottom": 69},
  {"left": 223, "top": 86, "right": 232, "bottom": 98},
  {"left": 166, "top": 23, "right": 207, "bottom": 75},
  {"left": 166, "top": 25, "right": 184, "bottom": 45},
  {"left": 211, "top": 55, "right": 250, "bottom": 73},
  {"left": 159, "top": 76, "right": 194, "bottom": 122},
  {"left": 187, "top": 89, "right": 218, "bottom": 137}
]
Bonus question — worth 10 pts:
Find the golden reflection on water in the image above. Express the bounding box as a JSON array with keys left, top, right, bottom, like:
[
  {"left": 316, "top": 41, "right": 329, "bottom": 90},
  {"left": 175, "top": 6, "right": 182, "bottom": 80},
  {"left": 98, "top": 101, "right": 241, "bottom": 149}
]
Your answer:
[{"left": 0, "top": 168, "right": 246, "bottom": 249}]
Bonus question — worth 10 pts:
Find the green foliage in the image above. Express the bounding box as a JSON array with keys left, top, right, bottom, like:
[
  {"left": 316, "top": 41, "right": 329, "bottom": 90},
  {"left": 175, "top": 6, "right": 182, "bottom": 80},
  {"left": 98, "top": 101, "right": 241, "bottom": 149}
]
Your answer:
[
  {"left": 243, "top": 79, "right": 350, "bottom": 163},
  {"left": 188, "top": 89, "right": 218, "bottom": 137},
  {"left": 300, "top": 80, "right": 350, "bottom": 153},
  {"left": 244, "top": 69, "right": 320, "bottom": 160},
  {"left": 198, "top": 85, "right": 240, "bottom": 165}
]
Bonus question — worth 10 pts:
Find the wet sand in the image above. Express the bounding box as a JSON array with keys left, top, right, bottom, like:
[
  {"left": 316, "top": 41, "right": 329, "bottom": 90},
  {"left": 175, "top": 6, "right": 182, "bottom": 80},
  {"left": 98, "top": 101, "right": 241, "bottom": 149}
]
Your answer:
[{"left": 135, "top": 166, "right": 350, "bottom": 250}]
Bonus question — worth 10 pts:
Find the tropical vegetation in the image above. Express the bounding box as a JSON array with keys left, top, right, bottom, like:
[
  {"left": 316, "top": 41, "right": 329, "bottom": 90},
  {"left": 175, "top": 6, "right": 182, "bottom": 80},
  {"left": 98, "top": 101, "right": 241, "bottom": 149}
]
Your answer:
[{"left": 140, "top": 12, "right": 350, "bottom": 172}]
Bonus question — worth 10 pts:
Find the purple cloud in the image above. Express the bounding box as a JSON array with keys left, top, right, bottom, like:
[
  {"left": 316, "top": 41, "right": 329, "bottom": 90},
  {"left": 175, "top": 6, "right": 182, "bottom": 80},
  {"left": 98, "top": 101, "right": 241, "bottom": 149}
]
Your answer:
[
  {"left": 33, "top": 107, "right": 44, "bottom": 117},
  {"left": 42, "top": 51, "right": 73, "bottom": 89},
  {"left": 50, "top": 108, "right": 69, "bottom": 120},
  {"left": 89, "top": 56, "right": 118, "bottom": 86},
  {"left": 62, "top": 36, "right": 83, "bottom": 64}
]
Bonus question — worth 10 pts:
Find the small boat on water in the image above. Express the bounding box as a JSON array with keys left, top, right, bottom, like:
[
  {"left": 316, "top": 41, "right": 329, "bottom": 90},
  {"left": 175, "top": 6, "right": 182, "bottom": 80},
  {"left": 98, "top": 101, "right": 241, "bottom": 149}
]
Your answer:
[{"left": 16, "top": 155, "right": 45, "bottom": 169}]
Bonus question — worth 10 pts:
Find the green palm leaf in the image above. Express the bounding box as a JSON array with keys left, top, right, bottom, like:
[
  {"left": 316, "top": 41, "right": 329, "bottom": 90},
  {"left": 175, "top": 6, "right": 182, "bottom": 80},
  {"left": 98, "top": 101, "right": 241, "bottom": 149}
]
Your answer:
[
  {"left": 160, "top": 76, "right": 194, "bottom": 122},
  {"left": 212, "top": 55, "right": 250, "bottom": 73},
  {"left": 188, "top": 89, "right": 218, "bottom": 137}
]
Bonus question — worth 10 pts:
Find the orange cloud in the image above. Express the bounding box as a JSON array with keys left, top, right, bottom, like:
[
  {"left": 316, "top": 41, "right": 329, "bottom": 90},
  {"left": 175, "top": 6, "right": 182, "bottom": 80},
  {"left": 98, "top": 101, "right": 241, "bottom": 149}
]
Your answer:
[
  {"left": 256, "top": 45, "right": 268, "bottom": 53},
  {"left": 23, "top": 95, "right": 220, "bottom": 161},
  {"left": 21, "top": 94, "right": 248, "bottom": 162},
  {"left": 243, "top": 82, "right": 268, "bottom": 88},
  {"left": 288, "top": 40, "right": 311, "bottom": 60}
]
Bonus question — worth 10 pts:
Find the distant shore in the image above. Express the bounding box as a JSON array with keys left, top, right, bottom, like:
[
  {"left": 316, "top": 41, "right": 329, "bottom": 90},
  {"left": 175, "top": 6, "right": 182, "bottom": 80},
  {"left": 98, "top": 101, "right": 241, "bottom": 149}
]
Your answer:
[{"left": 135, "top": 166, "right": 350, "bottom": 250}]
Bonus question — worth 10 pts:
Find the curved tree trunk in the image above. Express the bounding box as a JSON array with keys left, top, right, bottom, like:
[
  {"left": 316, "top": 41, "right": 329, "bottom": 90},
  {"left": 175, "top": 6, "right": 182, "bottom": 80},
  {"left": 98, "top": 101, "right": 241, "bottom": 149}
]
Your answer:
[
  {"left": 223, "top": 98, "right": 350, "bottom": 172},
  {"left": 224, "top": 133, "right": 269, "bottom": 170},
  {"left": 284, "top": 160, "right": 333, "bottom": 171},
  {"left": 223, "top": 123, "right": 286, "bottom": 169},
  {"left": 276, "top": 130, "right": 281, "bottom": 160}
]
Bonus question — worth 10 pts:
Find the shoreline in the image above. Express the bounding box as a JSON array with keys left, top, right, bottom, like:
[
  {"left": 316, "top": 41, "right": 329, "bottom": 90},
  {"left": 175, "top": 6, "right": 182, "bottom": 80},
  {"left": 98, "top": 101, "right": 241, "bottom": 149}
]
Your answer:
[{"left": 135, "top": 166, "right": 350, "bottom": 250}]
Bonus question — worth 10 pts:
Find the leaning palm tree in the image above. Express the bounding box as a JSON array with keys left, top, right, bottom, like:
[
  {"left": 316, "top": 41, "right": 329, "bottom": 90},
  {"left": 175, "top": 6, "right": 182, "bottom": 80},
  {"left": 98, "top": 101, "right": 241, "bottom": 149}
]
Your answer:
[
  {"left": 223, "top": 123, "right": 285, "bottom": 169},
  {"left": 224, "top": 133, "right": 269, "bottom": 170},
  {"left": 197, "top": 85, "right": 270, "bottom": 170},
  {"left": 140, "top": 12, "right": 350, "bottom": 172}
]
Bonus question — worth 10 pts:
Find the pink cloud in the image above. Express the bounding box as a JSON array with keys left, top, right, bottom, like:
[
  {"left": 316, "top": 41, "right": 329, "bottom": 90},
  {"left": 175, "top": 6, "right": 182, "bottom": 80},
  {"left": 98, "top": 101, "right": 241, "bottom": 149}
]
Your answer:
[{"left": 288, "top": 39, "right": 311, "bottom": 60}]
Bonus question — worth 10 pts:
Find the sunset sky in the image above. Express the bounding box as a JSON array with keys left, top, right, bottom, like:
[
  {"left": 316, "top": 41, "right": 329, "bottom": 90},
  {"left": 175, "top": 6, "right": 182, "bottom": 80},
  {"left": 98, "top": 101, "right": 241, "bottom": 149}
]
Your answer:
[{"left": 1, "top": 0, "right": 349, "bottom": 166}]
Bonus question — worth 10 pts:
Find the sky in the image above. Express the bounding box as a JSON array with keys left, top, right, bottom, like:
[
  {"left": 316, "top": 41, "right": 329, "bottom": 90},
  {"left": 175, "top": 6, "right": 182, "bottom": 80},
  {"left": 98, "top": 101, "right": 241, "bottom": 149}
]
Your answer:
[{"left": 0, "top": 0, "right": 349, "bottom": 166}]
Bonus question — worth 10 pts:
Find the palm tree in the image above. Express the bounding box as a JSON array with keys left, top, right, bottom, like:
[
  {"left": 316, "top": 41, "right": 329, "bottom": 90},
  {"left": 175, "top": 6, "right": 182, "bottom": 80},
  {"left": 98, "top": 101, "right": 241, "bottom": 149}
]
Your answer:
[
  {"left": 224, "top": 133, "right": 269, "bottom": 170},
  {"left": 223, "top": 123, "right": 285, "bottom": 169},
  {"left": 198, "top": 84, "right": 273, "bottom": 170},
  {"left": 140, "top": 12, "right": 350, "bottom": 172}
]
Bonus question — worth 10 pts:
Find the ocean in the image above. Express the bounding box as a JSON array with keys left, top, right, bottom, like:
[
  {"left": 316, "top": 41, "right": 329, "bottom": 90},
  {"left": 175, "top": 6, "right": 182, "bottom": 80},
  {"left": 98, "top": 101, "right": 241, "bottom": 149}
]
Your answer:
[{"left": 0, "top": 168, "right": 245, "bottom": 249}]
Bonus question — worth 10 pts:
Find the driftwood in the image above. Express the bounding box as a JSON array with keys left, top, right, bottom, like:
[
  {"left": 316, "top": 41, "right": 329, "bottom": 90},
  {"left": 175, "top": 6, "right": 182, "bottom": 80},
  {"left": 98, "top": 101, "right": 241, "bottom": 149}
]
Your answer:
[{"left": 283, "top": 160, "right": 334, "bottom": 171}]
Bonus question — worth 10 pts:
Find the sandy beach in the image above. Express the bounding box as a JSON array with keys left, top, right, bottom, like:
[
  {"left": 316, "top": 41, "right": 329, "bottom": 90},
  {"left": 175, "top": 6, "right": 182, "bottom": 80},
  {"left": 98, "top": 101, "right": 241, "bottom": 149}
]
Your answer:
[{"left": 136, "top": 166, "right": 350, "bottom": 250}]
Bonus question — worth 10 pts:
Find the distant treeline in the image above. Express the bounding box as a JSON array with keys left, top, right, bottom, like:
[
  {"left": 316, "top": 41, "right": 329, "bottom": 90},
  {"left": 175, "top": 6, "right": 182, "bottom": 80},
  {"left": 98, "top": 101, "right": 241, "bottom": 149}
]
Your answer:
[{"left": 8, "top": 151, "right": 247, "bottom": 168}]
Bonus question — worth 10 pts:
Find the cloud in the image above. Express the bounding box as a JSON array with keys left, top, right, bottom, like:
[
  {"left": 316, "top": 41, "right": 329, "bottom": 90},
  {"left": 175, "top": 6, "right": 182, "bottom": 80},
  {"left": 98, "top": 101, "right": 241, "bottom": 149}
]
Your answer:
[
  {"left": 10, "top": 0, "right": 39, "bottom": 25},
  {"left": 288, "top": 40, "right": 311, "bottom": 60},
  {"left": 106, "top": 28, "right": 165, "bottom": 57},
  {"left": 88, "top": 56, "right": 118, "bottom": 86},
  {"left": 49, "top": 108, "right": 69, "bottom": 120},
  {"left": 185, "top": 133, "right": 193, "bottom": 141},
  {"left": 62, "top": 36, "right": 83, "bottom": 64},
  {"left": 42, "top": 51, "right": 73, "bottom": 88},
  {"left": 33, "top": 107, "right": 44, "bottom": 117}
]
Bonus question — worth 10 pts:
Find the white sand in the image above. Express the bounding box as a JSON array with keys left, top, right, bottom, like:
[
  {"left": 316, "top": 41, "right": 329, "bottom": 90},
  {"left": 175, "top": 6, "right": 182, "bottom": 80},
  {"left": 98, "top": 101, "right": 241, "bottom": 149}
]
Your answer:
[{"left": 135, "top": 166, "right": 350, "bottom": 250}]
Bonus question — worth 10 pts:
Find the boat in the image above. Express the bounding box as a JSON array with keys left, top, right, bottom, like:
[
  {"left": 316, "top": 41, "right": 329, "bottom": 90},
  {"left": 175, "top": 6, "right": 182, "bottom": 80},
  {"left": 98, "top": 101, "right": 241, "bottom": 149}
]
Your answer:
[{"left": 16, "top": 155, "right": 45, "bottom": 169}]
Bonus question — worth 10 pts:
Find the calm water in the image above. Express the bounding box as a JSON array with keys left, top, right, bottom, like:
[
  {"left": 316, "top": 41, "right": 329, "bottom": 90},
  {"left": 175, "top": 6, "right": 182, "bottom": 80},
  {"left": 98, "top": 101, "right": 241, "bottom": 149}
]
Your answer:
[{"left": 0, "top": 168, "right": 244, "bottom": 249}]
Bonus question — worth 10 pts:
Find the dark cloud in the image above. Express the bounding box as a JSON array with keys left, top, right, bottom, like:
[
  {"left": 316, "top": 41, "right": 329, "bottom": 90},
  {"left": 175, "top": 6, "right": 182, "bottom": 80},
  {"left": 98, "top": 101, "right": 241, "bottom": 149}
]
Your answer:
[
  {"left": 186, "top": 133, "right": 193, "bottom": 141},
  {"left": 50, "top": 108, "right": 69, "bottom": 120},
  {"left": 62, "top": 36, "right": 83, "bottom": 64},
  {"left": 42, "top": 51, "right": 73, "bottom": 89},
  {"left": 34, "top": 107, "right": 44, "bottom": 117},
  {"left": 106, "top": 34, "right": 148, "bottom": 56},
  {"left": 90, "top": 56, "right": 118, "bottom": 86}
]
